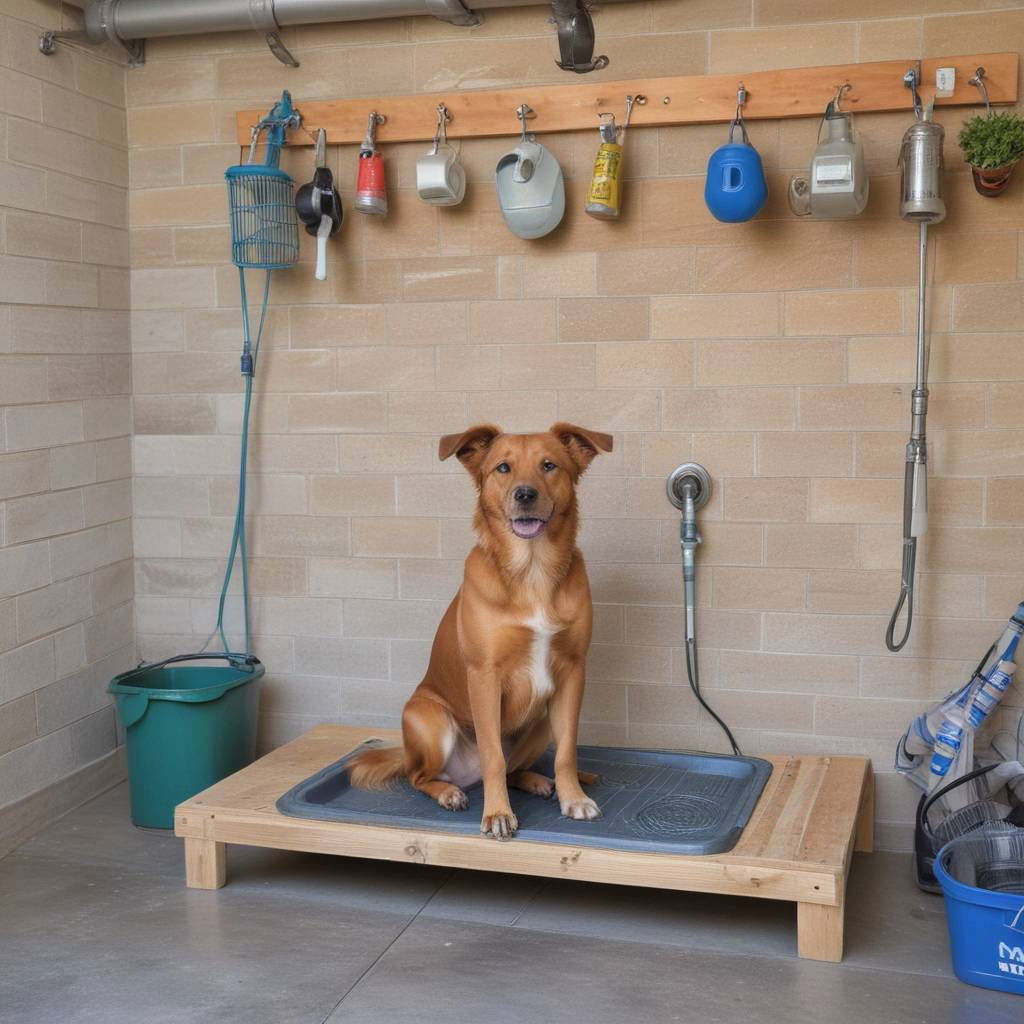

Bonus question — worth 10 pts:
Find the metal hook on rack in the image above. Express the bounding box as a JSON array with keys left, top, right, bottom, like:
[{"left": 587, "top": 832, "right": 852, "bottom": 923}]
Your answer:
[
  {"left": 515, "top": 103, "right": 536, "bottom": 144},
  {"left": 624, "top": 93, "right": 647, "bottom": 132},
  {"left": 828, "top": 82, "right": 853, "bottom": 117},
  {"left": 904, "top": 64, "right": 923, "bottom": 120},
  {"left": 969, "top": 67, "right": 991, "bottom": 115},
  {"left": 432, "top": 104, "right": 452, "bottom": 154},
  {"left": 729, "top": 83, "right": 750, "bottom": 144}
]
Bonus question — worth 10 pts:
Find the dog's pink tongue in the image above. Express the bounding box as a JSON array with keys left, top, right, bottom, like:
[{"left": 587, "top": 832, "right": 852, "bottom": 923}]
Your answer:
[{"left": 512, "top": 518, "right": 545, "bottom": 539}]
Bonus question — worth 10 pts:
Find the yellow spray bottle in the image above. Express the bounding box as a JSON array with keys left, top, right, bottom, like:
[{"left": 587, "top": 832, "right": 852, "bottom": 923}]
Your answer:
[{"left": 585, "top": 94, "right": 644, "bottom": 220}]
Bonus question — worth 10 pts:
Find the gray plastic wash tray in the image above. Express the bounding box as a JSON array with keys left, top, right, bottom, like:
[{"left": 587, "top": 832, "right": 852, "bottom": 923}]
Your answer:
[{"left": 277, "top": 743, "right": 773, "bottom": 856}]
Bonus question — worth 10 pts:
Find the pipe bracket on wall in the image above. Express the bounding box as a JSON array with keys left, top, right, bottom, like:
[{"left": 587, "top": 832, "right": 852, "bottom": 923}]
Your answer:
[
  {"left": 425, "top": 0, "right": 481, "bottom": 28},
  {"left": 41, "top": 0, "right": 146, "bottom": 67},
  {"left": 249, "top": 0, "right": 300, "bottom": 66}
]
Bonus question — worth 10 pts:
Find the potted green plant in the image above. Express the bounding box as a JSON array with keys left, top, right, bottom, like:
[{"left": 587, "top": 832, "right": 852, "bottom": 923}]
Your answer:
[{"left": 958, "top": 111, "right": 1024, "bottom": 197}]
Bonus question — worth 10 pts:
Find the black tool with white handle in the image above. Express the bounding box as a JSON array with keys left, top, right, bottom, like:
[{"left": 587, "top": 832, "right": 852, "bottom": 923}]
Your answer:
[{"left": 295, "top": 128, "right": 342, "bottom": 281}]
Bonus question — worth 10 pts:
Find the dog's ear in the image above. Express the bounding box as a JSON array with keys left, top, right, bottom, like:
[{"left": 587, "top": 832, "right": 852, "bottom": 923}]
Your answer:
[
  {"left": 549, "top": 422, "right": 614, "bottom": 474},
  {"left": 439, "top": 423, "right": 503, "bottom": 478}
]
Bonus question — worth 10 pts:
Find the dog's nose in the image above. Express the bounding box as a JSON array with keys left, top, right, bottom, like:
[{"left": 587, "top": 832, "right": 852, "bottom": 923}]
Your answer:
[{"left": 514, "top": 486, "right": 538, "bottom": 505}]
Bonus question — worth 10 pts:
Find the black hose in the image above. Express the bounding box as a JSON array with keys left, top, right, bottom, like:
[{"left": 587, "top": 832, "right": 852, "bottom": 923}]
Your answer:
[{"left": 685, "top": 636, "right": 741, "bottom": 756}]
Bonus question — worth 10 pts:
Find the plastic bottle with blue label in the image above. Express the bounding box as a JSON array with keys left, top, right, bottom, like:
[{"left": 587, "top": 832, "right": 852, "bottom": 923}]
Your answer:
[
  {"left": 968, "top": 658, "right": 1018, "bottom": 728},
  {"left": 930, "top": 710, "right": 965, "bottom": 782}
]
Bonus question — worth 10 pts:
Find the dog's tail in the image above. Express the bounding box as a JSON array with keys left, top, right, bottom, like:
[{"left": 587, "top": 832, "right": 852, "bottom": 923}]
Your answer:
[{"left": 347, "top": 744, "right": 406, "bottom": 790}]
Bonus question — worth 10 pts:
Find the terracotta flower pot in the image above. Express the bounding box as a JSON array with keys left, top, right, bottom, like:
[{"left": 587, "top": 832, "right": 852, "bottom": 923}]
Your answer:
[{"left": 970, "top": 162, "right": 1017, "bottom": 197}]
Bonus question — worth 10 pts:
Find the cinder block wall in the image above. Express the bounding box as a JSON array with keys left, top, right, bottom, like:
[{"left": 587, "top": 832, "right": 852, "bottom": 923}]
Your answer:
[
  {"left": 0, "top": 0, "right": 132, "bottom": 848},
  {"left": 123, "top": 4, "right": 1024, "bottom": 851}
]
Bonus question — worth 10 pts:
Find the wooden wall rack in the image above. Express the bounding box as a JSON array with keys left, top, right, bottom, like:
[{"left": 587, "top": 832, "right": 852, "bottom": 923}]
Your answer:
[{"left": 235, "top": 52, "right": 1018, "bottom": 147}]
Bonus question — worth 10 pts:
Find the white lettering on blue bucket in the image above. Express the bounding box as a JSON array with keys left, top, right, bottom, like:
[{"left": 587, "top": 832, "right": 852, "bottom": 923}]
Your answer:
[{"left": 998, "top": 943, "right": 1024, "bottom": 975}]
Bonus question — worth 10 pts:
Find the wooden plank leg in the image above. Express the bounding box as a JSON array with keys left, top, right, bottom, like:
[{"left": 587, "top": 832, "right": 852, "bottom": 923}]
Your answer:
[
  {"left": 854, "top": 768, "right": 875, "bottom": 853},
  {"left": 184, "top": 837, "right": 226, "bottom": 890},
  {"left": 797, "top": 901, "right": 844, "bottom": 962}
]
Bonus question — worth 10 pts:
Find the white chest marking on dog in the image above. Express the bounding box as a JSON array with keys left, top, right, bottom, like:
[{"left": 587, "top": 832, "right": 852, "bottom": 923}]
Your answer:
[{"left": 525, "top": 612, "right": 559, "bottom": 702}]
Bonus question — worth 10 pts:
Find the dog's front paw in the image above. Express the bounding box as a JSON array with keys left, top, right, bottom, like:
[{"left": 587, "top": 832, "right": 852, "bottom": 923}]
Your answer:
[
  {"left": 481, "top": 809, "right": 519, "bottom": 840},
  {"left": 560, "top": 795, "right": 601, "bottom": 821},
  {"left": 437, "top": 785, "right": 469, "bottom": 811}
]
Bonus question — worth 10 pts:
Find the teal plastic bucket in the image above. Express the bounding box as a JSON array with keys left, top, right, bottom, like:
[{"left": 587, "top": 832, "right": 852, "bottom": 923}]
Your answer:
[{"left": 108, "top": 654, "right": 264, "bottom": 829}]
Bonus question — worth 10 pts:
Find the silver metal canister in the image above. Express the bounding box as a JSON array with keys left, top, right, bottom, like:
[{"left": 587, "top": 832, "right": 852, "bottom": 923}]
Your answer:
[{"left": 899, "top": 120, "right": 946, "bottom": 223}]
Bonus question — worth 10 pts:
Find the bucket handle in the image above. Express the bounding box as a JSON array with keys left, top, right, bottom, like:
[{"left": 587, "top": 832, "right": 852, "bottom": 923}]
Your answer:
[
  {"left": 116, "top": 652, "right": 262, "bottom": 687},
  {"left": 1010, "top": 905, "right": 1024, "bottom": 934},
  {"left": 918, "top": 762, "right": 998, "bottom": 843}
]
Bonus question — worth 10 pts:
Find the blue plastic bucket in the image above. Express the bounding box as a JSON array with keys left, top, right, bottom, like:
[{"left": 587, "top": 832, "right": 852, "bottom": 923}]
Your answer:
[{"left": 935, "top": 831, "right": 1024, "bottom": 995}]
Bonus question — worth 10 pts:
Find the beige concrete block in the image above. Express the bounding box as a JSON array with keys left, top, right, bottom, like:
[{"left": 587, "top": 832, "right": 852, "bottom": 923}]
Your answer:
[
  {"left": 697, "top": 338, "right": 844, "bottom": 387},
  {"left": 338, "top": 434, "right": 434, "bottom": 475},
  {"left": 860, "top": 654, "right": 973, "bottom": 701},
  {"left": 718, "top": 650, "right": 857, "bottom": 695},
  {"left": 991, "top": 383, "right": 1024, "bottom": 429},
  {"left": 286, "top": 393, "right": 388, "bottom": 433},
  {"left": 954, "top": 281, "right": 1024, "bottom": 332},
  {"left": 697, "top": 241, "right": 852, "bottom": 293},
  {"left": 0, "top": 451, "right": 49, "bottom": 501},
  {"left": 639, "top": 178, "right": 733, "bottom": 248},
  {"left": 587, "top": 562, "right": 703, "bottom": 607},
  {"left": 251, "top": 598, "right": 342, "bottom": 639},
  {"left": 806, "top": 568, "right": 981, "bottom": 619},
  {"left": 5, "top": 212, "right": 82, "bottom": 262},
  {"left": 182, "top": 307, "right": 287, "bottom": 354},
  {"left": 814, "top": 695, "right": 930, "bottom": 740},
  {"left": 558, "top": 297, "right": 649, "bottom": 343},
  {"left": 784, "top": 289, "right": 902, "bottom": 336},
  {"left": 710, "top": 22, "right": 855, "bottom": 73},
  {"left": 596, "top": 248, "right": 695, "bottom": 297},
  {"left": 133, "top": 396, "right": 215, "bottom": 436},
  {"left": 400, "top": 257, "right": 498, "bottom": 302},
  {"left": 385, "top": 391, "right": 465, "bottom": 433},
  {"left": 246, "top": 558, "right": 308, "bottom": 598},
  {"left": 577, "top": 518, "right": 661, "bottom": 564},
  {"left": 337, "top": 344, "right": 434, "bottom": 391},
  {"left": 258, "top": 350, "right": 336, "bottom": 394},
  {"left": 351, "top": 517, "right": 440, "bottom": 558},
  {"left": 520, "top": 252, "right": 595, "bottom": 298},
  {"left": 397, "top": 559, "right": 463, "bottom": 601},
  {"left": 799, "top": 385, "right": 905, "bottom": 430},
  {"left": 310, "top": 476, "right": 394, "bottom": 517},
  {"left": 924, "top": 527, "right": 1024, "bottom": 575},
  {"left": 438, "top": 344, "right": 501, "bottom": 390},
  {"left": 594, "top": 340, "right": 691, "bottom": 389},
  {"left": 0, "top": 694, "right": 37, "bottom": 757},
  {"left": 765, "top": 523, "right": 858, "bottom": 568},
  {"left": 931, "top": 429, "right": 1024, "bottom": 478},
  {"left": 936, "top": 230, "right": 1018, "bottom": 285},
  {"left": 0, "top": 541, "right": 51, "bottom": 600},
  {"left": 16, "top": 578, "right": 92, "bottom": 644},
  {"left": 0, "top": 66, "right": 43, "bottom": 120},
  {"left": 4, "top": 401, "right": 84, "bottom": 452},
  {"left": 500, "top": 343, "right": 595, "bottom": 390},
  {"left": 250, "top": 516, "right": 348, "bottom": 558},
  {"left": 988, "top": 478, "right": 1024, "bottom": 526},
  {"left": 713, "top": 566, "right": 805, "bottom": 612},
  {"left": 756, "top": 431, "right": 854, "bottom": 477},
  {"left": 386, "top": 301, "right": 466, "bottom": 345},
  {"left": 643, "top": 431, "right": 754, "bottom": 478},
  {"left": 461, "top": 390, "right": 554, "bottom": 434},
  {"left": 397, "top": 474, "right": 477, "bottom": 518},
  {"left": 663, "top": 386, "right": 795, "bottom": 430},
  {"left": 922, "top": 9, "right": 1024, "bottom": 55},
  {"left": 46, "top": 261, "right": 100, "bottom": 309},
  {"left": 0, "top": 356, "right": 48, "bottom": 406},
  {"left": 290, "top": 304, "right": 386, "bottom": 348},
  {"left": 588, "top": 643, "right": 672, "bottom": 684},
  {"left": 292, "top": 636, "right": 388, "bottom": 679},
  {"left": 128, "top": 103, "right": 215, "bottom": 147},
  {"left": 0, "top": 160, "right": 47, "bottom": 215},
  {"left": 343, "top": 598, "right": 448, "bottom": 641},
  {"left": 725, "top": 478, "right": 808, "bottom": 522},
  {"left": 131, "top": 185, "right": 225, "bottom": 229},
  {"left": 651, "top": 292, "right": 780, "bottom": 340},
  {"left": 657, "top": 520, "right": 763, "bottom": 566},
  {"left": 809, "top": 477, "right": 901, "bottom": 525},
  {"left": 131, "top": 268, "right": 216, "bottom": 310},
  {"left": 556, "top": 389, "right": 658, "bottom": 431},
  {"left": 133, "top": 476, "right": 209, "bottom": 517},
  {"left": 131, "top": 147, "right": 183, "bottom": 190},
  {"left": 468, "top": 299, "right": 557, "bottom": 345},
  {"left": 0, "top": 255, "right": 48, "bottom": 305},
  {"left": 0, "top": 635, "right": 56, "bottom": 704}
]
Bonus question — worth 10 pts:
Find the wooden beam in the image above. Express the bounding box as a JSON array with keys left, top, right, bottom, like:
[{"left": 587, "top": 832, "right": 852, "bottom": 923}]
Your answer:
[{"left": 236, "top": 52, "right": 1018, "bottom": 147}]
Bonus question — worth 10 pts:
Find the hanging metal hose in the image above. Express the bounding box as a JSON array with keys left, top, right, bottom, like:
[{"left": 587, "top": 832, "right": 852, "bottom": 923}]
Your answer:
[{"left": 886, "top": 72, "right": 945, "bottom": 653}]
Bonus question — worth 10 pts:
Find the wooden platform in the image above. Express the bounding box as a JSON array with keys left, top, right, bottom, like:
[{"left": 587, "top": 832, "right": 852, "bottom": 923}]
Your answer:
[{"left": 175, "top": 724, "right": 873, "bottom": 962}]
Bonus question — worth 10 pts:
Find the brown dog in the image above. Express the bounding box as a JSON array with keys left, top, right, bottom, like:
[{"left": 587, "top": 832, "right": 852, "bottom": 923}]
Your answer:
[{"left": 348, "top": 422, "right": 612, "bottom": 840}]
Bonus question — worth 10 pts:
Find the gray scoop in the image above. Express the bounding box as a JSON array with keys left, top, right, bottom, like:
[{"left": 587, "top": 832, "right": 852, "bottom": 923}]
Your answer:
[{"left": 495, "top": 139, "right": 565, "bottom": 240}]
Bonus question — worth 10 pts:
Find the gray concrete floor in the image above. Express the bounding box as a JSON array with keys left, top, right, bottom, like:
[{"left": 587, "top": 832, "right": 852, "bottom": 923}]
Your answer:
[{"left": 0, "top": 783, "right": 1020, "bottom": 1024}]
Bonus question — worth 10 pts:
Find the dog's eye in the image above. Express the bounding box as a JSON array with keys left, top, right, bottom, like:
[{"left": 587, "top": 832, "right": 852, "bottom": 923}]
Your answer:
[
  {"left": 496, "top": 462, "right": 510, "bottom": 474},
  {"left": 542, "top": 460, "right": 557, "bottom": 472}
]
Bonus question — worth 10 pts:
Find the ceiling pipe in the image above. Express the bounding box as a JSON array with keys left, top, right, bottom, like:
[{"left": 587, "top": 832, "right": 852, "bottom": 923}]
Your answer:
[{"left": 54, "top": 0, "right": 636, "bottom": 69}]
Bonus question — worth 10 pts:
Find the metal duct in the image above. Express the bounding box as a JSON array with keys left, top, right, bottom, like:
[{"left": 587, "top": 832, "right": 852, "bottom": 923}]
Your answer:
[{"left": 79, "top": 0, "right": 635, "bottom": 66}]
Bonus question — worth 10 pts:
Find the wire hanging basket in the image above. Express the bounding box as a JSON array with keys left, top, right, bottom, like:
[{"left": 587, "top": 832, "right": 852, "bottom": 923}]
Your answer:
[{"left": 226, "top": 91, "right": 300, "bottom": 270}]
